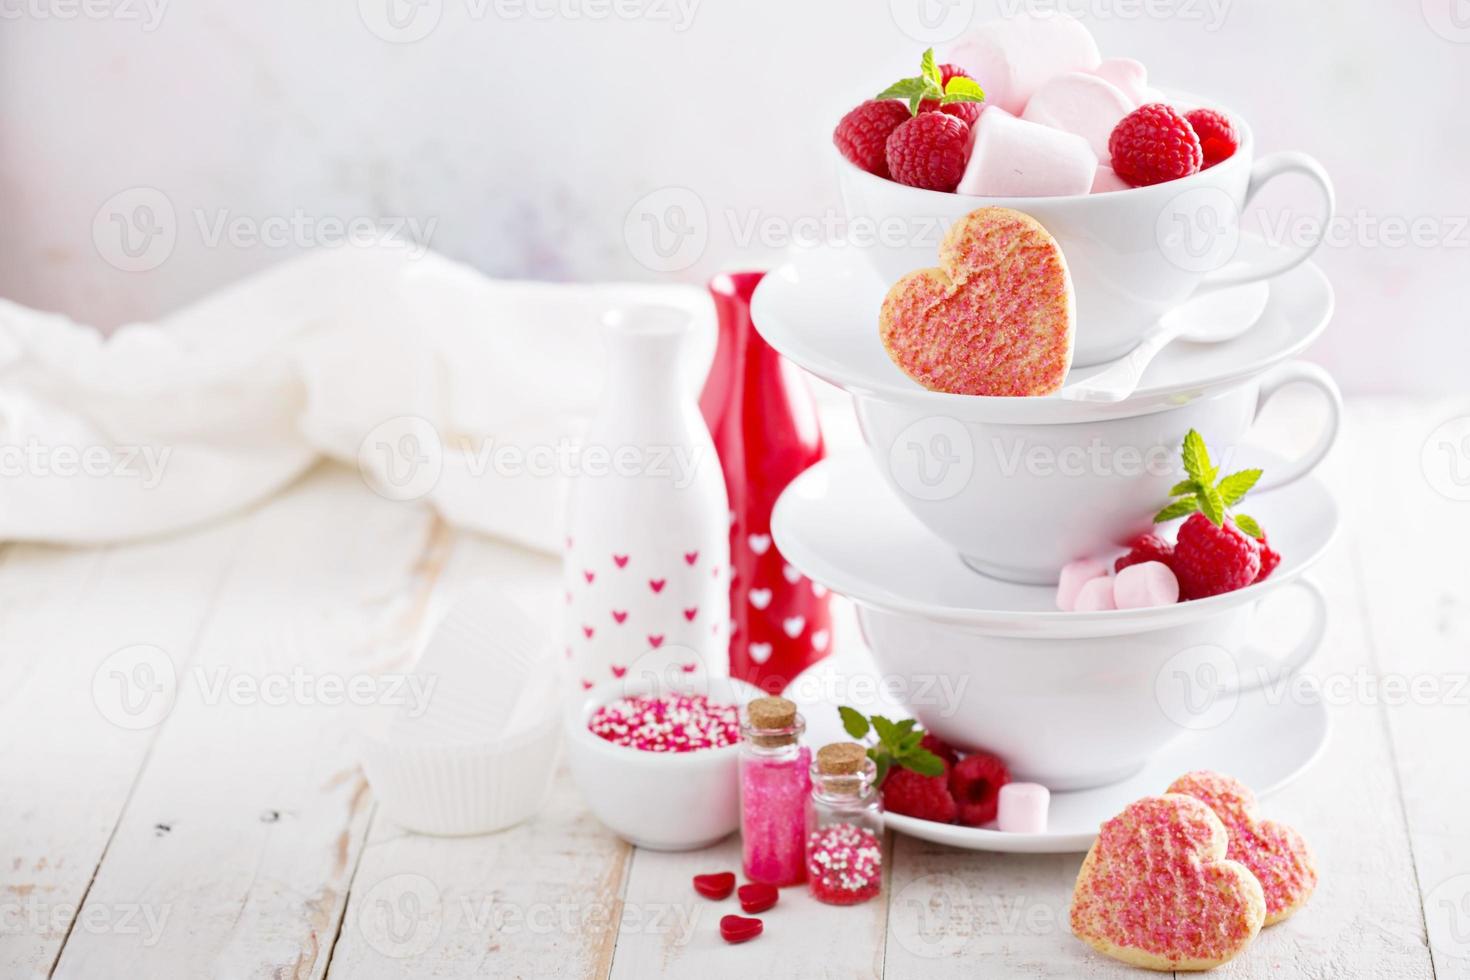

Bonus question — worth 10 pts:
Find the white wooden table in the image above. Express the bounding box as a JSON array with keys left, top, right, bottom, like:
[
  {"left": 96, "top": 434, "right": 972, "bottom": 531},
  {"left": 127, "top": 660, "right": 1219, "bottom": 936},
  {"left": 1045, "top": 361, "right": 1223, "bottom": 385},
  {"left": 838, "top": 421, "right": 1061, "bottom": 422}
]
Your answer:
[{"left": 3, "top": 397, "right": 1466, "bottom": 979}]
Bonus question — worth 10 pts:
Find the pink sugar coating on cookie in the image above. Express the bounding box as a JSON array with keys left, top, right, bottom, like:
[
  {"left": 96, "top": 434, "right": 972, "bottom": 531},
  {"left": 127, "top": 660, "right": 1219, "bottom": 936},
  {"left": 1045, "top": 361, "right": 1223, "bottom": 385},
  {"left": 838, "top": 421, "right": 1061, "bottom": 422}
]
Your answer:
[
  {"left": 879, "top": 206, "right": 1074, "bottom": 397},
  {"left": 1167, "top": 770, "right": 1317, "bottom": 922},
  {"left": 1071, "top": 795, "right": 1260, "bottom": 964}
]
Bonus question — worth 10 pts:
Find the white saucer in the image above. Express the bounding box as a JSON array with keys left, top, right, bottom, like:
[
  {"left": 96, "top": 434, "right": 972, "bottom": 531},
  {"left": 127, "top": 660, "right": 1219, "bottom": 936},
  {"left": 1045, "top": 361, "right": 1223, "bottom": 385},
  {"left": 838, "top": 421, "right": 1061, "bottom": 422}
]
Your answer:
[
  {"left": 751, "top": 243, "right": 1334, "bottom": 425},
  {"left": 885, "top": 684, "right": 1330, "bottom": 853},
  {"left": 772, "top": 453, "right": 1337, "bottom": 637}
]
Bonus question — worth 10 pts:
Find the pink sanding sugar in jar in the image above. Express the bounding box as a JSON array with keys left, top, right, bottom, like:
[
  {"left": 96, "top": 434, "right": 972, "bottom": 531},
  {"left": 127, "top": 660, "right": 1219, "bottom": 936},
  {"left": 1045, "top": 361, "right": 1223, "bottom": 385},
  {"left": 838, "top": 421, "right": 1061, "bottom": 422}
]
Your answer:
[
  {"left": 738, "top": 696, "right": 811, "bottom": 886},
  {"left": 588, "top": 693, "right": 741, "bottom": 752}
]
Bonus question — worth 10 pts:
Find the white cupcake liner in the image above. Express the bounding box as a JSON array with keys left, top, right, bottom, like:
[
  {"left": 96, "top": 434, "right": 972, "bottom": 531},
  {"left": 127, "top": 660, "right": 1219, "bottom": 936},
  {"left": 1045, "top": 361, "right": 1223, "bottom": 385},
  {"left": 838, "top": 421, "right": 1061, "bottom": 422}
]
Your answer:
[
  {"left": 361, "top": 712, "right": 561, "bottom": 836},
  {"left": 358, "top": 582, "right": 561, "bottom": 836}
]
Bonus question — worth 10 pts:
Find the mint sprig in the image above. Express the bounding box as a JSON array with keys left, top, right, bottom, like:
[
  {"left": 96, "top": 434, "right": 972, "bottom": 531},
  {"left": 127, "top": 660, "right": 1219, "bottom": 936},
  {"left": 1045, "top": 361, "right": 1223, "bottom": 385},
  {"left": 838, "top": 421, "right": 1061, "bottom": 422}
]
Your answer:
[
  {"left": 875, "top": 48, "right": 986, "bottom": 117},
  {"left": 838, "top": 705, "right": 945, "bottom": 786},
  {"left": 1152, "top": 429, "right": 1266, "bottom": 540}
]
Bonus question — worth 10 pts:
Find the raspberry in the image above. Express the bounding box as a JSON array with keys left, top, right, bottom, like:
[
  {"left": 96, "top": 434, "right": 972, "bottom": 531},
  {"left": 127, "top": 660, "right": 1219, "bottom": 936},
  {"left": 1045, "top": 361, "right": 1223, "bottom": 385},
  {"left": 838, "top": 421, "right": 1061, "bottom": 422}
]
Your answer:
[
  {"left": 885, "top": 111, "right": 971, "bottom": 192},
  {"left": 919, "top": 64, "right": 982, "bottom": 128},
  {"left": 1184, "top": 108, "right": 1240, "bottom": 168},
  {"left": 1252, "top": 529, "right": 1281, "bottom": 583},
  {"left": 949, "top": 751, "right": 1010, "bottom": 827},
  {"left": 1115, "top": 532, "right": 1175, "bottom": 574},
  {"left": 920, "top": 733, "right": 958, "bottom": 768},
  {"left": 1108, "top": 103, "right": 1203, "bottom": 187},
  {"left": 882, "top": 763, "right": 958, "bottom": 824},
  {"left": 833, "top": 99, "right": 912, "bottom": 179},
  {"left": 1172, "top": 512, "right": 1262, "bottom": 600}
]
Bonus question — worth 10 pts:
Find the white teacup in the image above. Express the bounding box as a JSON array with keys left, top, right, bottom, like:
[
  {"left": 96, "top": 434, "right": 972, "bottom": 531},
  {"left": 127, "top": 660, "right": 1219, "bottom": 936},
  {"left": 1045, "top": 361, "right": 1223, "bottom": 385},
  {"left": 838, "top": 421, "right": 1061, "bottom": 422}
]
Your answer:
[
  {"left": 835, "top": 114, "right": 1334, "bottom": 366},
  {"left": 861, "top": 360, "right": 1341, "bottom": 584},
  {"left": 857, "top": 578, "right": 1328, "bottom": 790}
]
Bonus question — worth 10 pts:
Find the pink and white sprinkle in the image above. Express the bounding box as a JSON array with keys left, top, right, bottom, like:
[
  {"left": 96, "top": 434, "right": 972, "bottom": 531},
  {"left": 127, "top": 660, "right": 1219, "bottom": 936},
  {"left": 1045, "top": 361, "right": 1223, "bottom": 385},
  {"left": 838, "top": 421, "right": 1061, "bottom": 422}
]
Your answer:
[{"left": 588, "top": 693, "right": 741, "bottom": 753}]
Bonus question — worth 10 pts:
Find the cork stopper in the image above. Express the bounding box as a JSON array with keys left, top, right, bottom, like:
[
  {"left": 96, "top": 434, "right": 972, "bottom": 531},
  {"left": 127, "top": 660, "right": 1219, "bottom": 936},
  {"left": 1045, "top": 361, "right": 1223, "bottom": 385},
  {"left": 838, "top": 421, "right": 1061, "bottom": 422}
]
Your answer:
[
  {"left": 816, "top": 742, "right": 867, "bottom": 775},
  {"left": 745, "top": 696, "right": 801, "bottom": 747}
]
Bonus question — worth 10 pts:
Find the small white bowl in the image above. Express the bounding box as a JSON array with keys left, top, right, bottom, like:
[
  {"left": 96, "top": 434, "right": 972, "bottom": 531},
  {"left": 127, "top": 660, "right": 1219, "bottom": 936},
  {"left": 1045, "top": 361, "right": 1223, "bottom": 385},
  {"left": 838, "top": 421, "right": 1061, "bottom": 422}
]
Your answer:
[{"left": 564, "top": 674, "right": 763, "bottom": 851}]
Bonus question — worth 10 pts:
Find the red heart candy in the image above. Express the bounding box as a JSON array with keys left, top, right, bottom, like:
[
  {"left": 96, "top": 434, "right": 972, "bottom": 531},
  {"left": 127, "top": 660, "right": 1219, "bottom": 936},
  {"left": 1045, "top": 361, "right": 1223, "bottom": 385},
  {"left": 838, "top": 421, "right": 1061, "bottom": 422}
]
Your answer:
[
  {"left": 737, "top": 883, "right": 778, "bottom": 914},
  {"left": 692, "top": 872, "right": 735, "bottom": 900},
  {"left": 879, "top": 206, "right": 1074, "bottom": 397},
  {"left": 719, "top": 914, "right": 763, "bottom": 944}
]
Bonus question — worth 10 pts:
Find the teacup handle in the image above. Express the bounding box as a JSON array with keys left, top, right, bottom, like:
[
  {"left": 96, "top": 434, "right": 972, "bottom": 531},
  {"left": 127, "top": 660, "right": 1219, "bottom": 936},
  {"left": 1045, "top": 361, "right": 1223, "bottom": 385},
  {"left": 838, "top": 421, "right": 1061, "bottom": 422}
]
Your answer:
[
  {"left": 1231, "top": 578, "right": 1328, "bottom": 693},
  {"left": 1201, "top": 151, "right": 1335, "bottom": 289},
  {"left": 1251, "top": 361, "right": 1342, "bottom": 493}
]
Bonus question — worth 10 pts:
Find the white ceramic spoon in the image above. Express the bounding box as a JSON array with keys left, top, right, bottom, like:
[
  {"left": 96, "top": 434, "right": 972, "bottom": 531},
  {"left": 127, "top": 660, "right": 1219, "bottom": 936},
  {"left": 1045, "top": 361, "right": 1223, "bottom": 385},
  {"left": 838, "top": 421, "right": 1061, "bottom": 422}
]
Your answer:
[{"left": 1060, "top": 281, "right": 1272, "bottom": 402}]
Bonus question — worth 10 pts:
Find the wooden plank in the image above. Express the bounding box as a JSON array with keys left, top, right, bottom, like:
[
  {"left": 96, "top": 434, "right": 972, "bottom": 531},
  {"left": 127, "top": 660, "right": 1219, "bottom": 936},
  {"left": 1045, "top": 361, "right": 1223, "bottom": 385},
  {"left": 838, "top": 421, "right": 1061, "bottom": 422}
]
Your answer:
[
  {"left": 607, "top": 834, "right": 887, "bottom": 980},
  {"left": 323, "top": 528, "right": 635, "bottom": 980},
  {"left": 1348, "top": 397, "right": 1470, "bottom": 980},
  {"left": 0, "top": 524, "right": 247, "bottom": 979},
  {"left": 49, "top": 465, "right": 444, "bottom": 979}
]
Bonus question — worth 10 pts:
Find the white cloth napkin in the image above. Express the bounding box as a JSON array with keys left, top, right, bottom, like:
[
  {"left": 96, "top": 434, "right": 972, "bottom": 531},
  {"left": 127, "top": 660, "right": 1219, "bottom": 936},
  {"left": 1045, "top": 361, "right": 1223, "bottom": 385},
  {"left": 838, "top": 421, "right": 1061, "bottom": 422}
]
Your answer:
[{"left": 0, "top": 240, "right": 715, "bottom": 552}]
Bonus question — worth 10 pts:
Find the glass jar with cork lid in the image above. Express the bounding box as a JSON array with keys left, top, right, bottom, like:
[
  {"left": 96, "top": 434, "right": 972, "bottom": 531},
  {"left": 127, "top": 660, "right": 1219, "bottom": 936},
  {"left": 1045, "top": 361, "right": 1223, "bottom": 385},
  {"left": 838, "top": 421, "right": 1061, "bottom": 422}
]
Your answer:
[
  {"left": 738, "top": 696, "right": 811, "bottom": 886},
  {"left": 805, "top": 741, "right": 884, "bottom": 905}
]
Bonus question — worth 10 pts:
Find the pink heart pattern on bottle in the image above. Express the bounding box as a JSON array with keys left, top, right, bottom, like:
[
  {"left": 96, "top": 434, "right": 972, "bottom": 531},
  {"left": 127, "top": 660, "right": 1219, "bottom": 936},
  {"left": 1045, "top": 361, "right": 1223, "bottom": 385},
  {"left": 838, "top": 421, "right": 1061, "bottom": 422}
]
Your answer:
[{"left": 565, "top": 544, "right": 728, "bottom": 692}]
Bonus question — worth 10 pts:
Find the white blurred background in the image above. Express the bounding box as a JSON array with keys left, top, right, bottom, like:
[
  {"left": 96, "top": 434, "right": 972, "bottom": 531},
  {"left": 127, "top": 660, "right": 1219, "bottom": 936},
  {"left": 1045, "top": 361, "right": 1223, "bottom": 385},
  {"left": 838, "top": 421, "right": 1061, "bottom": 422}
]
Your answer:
[{"left": 1, "top": 0, "right": 1465, "bottom": 393}]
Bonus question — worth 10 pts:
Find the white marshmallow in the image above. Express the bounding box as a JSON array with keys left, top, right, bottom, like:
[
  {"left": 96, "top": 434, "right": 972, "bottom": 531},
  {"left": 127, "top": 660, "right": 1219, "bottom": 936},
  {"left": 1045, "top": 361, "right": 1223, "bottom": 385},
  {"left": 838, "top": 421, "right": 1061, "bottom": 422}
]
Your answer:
[
  {"left": 1093, "top": 57, "right": 1149, "bottom": 106},
  {"left": 1056, "top": 557, "right": 1108, "bottom": 611},
  {"left": 1113, "top": 561, "right": 1180, "bottom": 609},
  {"left": 1022, "top": 71, "right": 1134, "bottom": 160},
  {"left": 958, "top": 107, "right": 1097, "bottom": 198},
  {"left": 1073, "top": 576, "right": 1117, "bottom": 612},
  {"left": 997, "top": 782, "right": 1050, "bottom": 833},
  {"left": 1091, "top": 164, "right": 1130, "bottom": 194},
  {"left": 945, "top": 12, "right": 1101, "bottom": 116}
]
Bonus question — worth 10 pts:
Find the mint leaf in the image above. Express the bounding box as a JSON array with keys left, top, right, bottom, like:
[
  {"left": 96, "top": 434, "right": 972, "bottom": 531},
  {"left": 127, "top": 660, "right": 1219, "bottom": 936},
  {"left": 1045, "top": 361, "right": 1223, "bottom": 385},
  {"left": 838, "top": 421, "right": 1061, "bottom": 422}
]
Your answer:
[
  {"left": 1199, "top": 485, "right": 1225, "bottom": 526},
  {"left": 871, "top": 715, "right": 901, "bottom": 746},
  {"left": 896, "top": 730, "right": 923, "bottom": 755},
  {"left": 941, "top": 75, "right": 985, "bottom": 103},
  {"left": 897, "top": 748, "right": 945, "bottom": 777},
  {"left": 875, "top": 78, "right": 929, "bottom": 101},
  {"left": 920, "top": 48, "right": 941, "bottom": 89},
  {"left": 1181, "top": 430, "right": 1213, "bottom": 484},
  {"left": 1217, "top": 469, "right": 1262, "bottom": 507},
  {"left": 1233, "top": 513, "right": 1263, "bottom": 539},
  {"left": 1154, "top": 498, "right": 1200, "bottom": 523},
  {"left": 895, "top": 718, "right": 918, "bottom": 736},
  {"left": 838, "top": 706, "right": 870, "bottom": 739},
  {"left": 1168, "top": 480, "right": 1198, "bottom": 498}
]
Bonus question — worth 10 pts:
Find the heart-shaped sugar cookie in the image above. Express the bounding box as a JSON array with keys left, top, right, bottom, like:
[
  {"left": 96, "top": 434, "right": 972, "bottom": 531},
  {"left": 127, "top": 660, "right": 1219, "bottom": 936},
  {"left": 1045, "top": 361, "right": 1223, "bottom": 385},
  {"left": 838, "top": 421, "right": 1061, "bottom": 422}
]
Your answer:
[
  {"left": 1071, "top": 793, "right": 1265, "bottom": 971},
  {"left": 879, "top": 206, "right": 1074, "bottom": 397},
  {"left": 1167, "top": 770, "right": 1317, "bottom": 925}
]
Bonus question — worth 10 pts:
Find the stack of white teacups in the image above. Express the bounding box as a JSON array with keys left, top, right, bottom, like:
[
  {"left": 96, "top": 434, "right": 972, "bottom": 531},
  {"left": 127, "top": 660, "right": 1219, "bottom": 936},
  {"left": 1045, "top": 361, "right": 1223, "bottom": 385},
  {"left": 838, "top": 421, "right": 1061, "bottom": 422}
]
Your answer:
[{"left": 754, "top": 127, "right": 1339, "bottom": 793}]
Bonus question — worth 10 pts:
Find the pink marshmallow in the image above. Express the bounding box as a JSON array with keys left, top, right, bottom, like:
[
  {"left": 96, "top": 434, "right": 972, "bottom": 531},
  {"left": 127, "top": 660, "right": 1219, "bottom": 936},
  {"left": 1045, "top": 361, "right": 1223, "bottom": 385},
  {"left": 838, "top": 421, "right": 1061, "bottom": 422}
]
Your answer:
[
  {"left": 1021, "top": 71, "right": 1134, "bottom": 160},
  {"left": 945, "top": 12, "right": 1101, "bottom": 116},
  {"left": 1056, "top": 557, "right": 1108, "bottom": 611},
  {"left": 958, "top": 107, "right": 1097, "bottom": 198},
  {"left": 1073, "top": 576, "right": 1117, "bottom": 612},
  {"left": 997, "top": 782, "right": 1050, "bottom": 833},
  {"left": 1091, "top": 164, "right": 1130, "bottom": 194},
  {"left": 1092, "top": 57, "right": 1149, "bottom": 106},
  {"left": 1112, "top": 561, "right": 1180, "bottom": 609}
]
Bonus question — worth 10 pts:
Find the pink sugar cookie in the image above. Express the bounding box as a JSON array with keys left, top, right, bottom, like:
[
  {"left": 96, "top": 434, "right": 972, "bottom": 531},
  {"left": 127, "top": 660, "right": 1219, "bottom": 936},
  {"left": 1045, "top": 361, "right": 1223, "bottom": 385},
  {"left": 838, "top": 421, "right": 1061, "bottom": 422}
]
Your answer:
[
  {"left": 1167, "top": 770, "right": 1318, "bottom": 925},
  {"left": 1071, "top": 794, "right": 1265, "bottom": 971},
  {"left": 879, "top": 206, "right": 1075, "bottom": 397}
]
